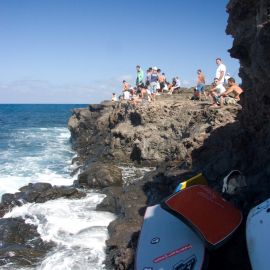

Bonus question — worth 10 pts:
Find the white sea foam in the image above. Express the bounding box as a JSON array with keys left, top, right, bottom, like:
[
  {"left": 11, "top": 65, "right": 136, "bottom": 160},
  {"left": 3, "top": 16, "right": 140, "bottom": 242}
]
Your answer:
[
  {"left": 0, "top": 127, "right": 75, "bottom": 197},
  {"left": 0, "top": 124, "right": 118, "bottom": 270},
  {"left": 4, "top": 193, "right": 115, "bottom": 270}
]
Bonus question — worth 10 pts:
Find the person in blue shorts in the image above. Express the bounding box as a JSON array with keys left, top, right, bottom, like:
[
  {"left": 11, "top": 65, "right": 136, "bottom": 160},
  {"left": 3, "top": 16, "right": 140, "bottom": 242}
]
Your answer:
[{"left": 196, "top": 69, "right": 207, "bottom": 100}]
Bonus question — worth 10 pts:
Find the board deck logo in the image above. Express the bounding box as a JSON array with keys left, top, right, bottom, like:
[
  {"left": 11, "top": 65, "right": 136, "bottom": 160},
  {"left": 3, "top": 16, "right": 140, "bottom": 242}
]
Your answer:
[
  {"left": 153, "top": 244, "right": 192, "bottom": 263},
  {"left": 150, "top": 237, "right": 160, "bottom": 244},
  {"left": 173, "top": 255, "right": 197, "bottom": 270},
  {"left": 251, "top": 199, "right": 270, "bottom": 217}
]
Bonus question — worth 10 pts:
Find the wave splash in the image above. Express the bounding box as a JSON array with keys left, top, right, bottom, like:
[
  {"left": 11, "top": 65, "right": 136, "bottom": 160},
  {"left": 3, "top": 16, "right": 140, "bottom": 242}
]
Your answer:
[{"left": 4, "top": 193, "right": 115, "bottom": 270}]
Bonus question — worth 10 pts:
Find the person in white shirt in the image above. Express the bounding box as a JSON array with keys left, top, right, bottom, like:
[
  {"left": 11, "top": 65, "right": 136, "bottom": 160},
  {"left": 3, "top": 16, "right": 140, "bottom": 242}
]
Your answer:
[
  {"left": 111, "top": 93, "right": 118, "bottom": 102},
  {"left": 208, "top": 78, "right": 226, "bottom": 107},
  {"left": 215, "top": 58, "right": 226, "bottom": 85}
]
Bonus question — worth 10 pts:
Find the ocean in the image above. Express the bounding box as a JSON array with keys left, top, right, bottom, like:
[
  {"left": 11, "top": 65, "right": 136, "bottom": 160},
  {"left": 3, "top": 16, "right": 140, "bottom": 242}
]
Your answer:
[{"left": 0, "top": 104, "right": 115, "bottom": 270}]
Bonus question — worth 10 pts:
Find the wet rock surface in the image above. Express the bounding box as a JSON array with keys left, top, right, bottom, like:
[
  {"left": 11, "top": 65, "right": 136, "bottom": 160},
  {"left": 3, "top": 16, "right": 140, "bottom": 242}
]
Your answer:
[
  {"left": 0, "top": 183, "right": 86, "bottom": 268},
  {"left": 0, "top": 183, "right": 86, "bottom": 218},
  {"left": 0, "top": 217, "right": 54, "bottom": 267}
]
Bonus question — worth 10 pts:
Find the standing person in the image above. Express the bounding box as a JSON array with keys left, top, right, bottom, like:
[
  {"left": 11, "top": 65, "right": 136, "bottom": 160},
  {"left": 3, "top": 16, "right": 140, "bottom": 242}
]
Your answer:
[
  {"left": 220, "top": 77, "right": 243, "bottom": 106},
  {"left": 149, "top": 66, "right": 158, "bottom": 101},
  {"left": 215, "top": 58, "right": 226, "bottom": 85},
  {"left": 136, "top": 65, "right": 144, "bottom": 87},
  {"left": 145, "top": 67, "right": 152, "bottom": 88},
  {"left": 196, "top": 69, "right": 207, "bottom": 100},
  {"left": 157, "top": 69, "right": 166, "bottom": 93}
]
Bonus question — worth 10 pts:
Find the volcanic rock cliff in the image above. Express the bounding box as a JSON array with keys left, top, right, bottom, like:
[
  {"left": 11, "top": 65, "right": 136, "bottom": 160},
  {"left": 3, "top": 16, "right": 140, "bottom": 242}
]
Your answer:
[
  {"left": 226, "top": 0, "right": 270, "bottom": 186},
  {"left": 68, "top": 94, "right": 247, "bottom": 269},
  {"left": 67, "top": 1, "right": 270, "bottom": 269}
]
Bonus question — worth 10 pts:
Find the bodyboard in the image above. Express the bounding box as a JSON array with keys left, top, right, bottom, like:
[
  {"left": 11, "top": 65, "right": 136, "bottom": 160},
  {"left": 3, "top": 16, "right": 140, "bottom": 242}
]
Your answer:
[
  {"left": 136, "top": 204, "right": 205, "bottom": 270},
  {"left": 175, "top": 173, "right": 207, "bottom": 192},
  {"left": 162, "top": 185, "right": 242, "bottom": 249},
  {"left": 246, "top": 198, "right": 270, "bottom": 270}
]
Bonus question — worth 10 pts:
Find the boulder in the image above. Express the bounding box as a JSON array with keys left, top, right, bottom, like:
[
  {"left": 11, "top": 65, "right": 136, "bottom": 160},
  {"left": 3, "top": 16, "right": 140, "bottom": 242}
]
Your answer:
[{"left": 78, "top": 163, "right": 123, "bottom": 188}]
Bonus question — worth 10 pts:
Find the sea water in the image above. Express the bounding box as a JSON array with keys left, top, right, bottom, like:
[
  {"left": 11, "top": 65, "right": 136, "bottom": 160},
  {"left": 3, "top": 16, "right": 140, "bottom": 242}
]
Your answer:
[{"left": 0, "top": 104, "right": 115, "bottom": 269}]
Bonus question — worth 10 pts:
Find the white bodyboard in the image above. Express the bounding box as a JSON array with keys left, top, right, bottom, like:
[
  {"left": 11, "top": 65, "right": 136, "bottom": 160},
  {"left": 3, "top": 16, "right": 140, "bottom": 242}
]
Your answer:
[
  {"left": 136, "top": 204, "right": 205, "bottom": 270},
  {"left": 246, "top": 198, "right": 270, "bottom": 270}
]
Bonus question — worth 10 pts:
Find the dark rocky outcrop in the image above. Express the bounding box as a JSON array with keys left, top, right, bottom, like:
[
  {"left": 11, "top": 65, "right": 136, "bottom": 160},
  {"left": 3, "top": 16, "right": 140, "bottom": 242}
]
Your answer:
[
  {"left": 78, "top": 162, "right": 123, "bottom": 188},
  {"left": 0, "top": 183, "right": 86, "bottom": 268},
  {"left": 0, "top": 218, "right": 54, "bottom": 266},
  {"left": 226, "top": 0, "right": 270, "bottom": 181},
  {"left": 68, "top": 94, "right": 240, "bottom": 168},
  {"left": 0, "top": 183, "right": 86, "bottom": 218}
]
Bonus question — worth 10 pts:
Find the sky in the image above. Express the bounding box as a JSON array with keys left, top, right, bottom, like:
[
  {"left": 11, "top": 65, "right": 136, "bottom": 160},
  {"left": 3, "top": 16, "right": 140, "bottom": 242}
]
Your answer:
[{"left": 0, "top": 0, "right": 240, "bottom": 104}]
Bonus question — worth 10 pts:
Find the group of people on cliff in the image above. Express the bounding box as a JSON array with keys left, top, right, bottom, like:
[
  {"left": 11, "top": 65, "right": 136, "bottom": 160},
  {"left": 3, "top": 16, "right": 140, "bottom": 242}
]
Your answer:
[
  {"left": 112, "top": 65, "right": 181, "bottom": 105},
  {"left": 192, "top": 58, "right": 243, "bottom": 107},
  {"left": 112, "top": 58, "right": 243, "bottom": 108}
]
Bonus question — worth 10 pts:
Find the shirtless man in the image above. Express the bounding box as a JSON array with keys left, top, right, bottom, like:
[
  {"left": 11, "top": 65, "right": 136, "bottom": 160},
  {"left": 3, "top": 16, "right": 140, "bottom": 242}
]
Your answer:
[
  {"left": 196, "top": 69, "right": 207, "bottom": 100},
  {"left": 157, "top": 69, "right": 166, "bottom": 92},
  {"left": 220, "top": 77, "right": 243, "bottom": 106}
]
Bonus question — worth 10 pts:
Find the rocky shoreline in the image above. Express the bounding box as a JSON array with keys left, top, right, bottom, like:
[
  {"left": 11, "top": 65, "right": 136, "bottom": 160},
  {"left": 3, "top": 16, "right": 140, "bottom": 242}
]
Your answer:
[
  {"left": 67, "top": 91, "right": 253, "bottom": 270},
  {"left": 0, "top": 183, "right": 86, "bottom": 267}
]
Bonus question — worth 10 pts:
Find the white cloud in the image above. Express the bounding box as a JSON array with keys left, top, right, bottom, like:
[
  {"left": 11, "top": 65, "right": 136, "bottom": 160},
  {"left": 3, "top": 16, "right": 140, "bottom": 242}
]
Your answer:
[
  {"left": 181, "top": 80, "right": 192, "bottom": 87},
  {"left": 0, "top": 75, "right": 134, "bottom": 104}
]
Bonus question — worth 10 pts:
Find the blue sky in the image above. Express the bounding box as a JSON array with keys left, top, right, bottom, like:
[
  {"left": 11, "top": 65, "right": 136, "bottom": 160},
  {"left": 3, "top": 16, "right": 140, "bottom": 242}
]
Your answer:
[{"left": 0, "top": 0, "right": 239, "bottom": 104}]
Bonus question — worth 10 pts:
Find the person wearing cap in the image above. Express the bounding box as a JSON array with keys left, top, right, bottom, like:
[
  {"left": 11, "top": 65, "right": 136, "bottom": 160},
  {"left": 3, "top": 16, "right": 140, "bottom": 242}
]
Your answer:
[{"left": 136, "top": 65, "right": 144, "bottom": 87}]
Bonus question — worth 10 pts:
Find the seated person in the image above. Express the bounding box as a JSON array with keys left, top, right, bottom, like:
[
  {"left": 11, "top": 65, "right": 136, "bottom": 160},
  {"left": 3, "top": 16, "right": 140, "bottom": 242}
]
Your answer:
[
  {"left": 130, "top": 93, "right": 143, "bottom": 107},
  {"left": 220, "top": 77, "right": 243, "bottom": 106},
  {"left": 208, "top": 78, "right": 226, "bottom": 107},
  {"left": 122, "top": 80, "right": 131, "bottom": 100},
  {"left": 139, "top": 85, "right": 148, "bottom": 99},
  {"left": 111, "top": 93, "right": 118, "bottom": 102},
  {"left": 191, "top": 88, "right": 200, "bottom": 100},
  {"left": 168, "top": 77, "right": 181, "bottom": 94}
]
